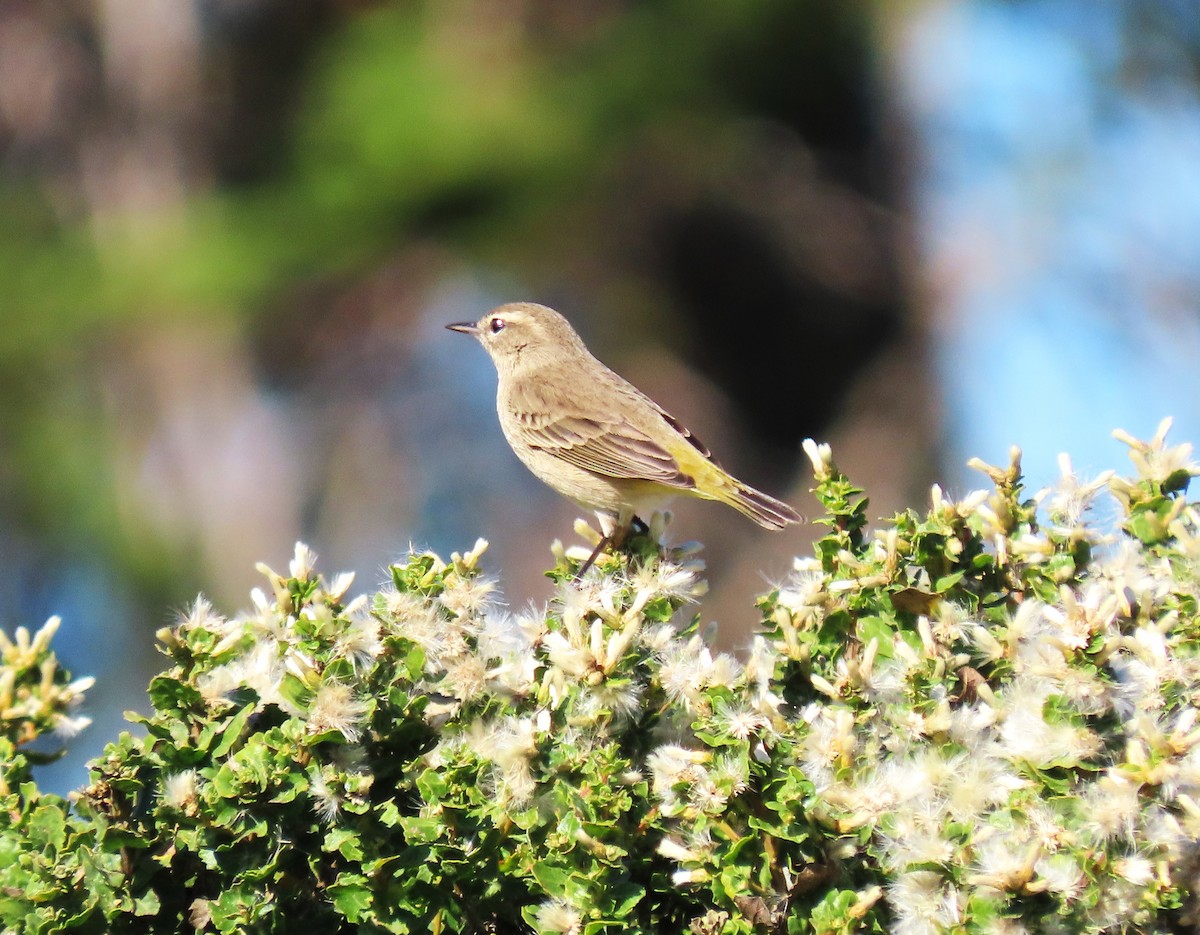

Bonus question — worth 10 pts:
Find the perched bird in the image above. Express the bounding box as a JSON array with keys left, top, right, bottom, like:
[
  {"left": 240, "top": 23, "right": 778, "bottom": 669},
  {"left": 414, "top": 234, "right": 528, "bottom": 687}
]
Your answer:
[{"left": 447, "top": 302, "right": 802, "bottom": 570}]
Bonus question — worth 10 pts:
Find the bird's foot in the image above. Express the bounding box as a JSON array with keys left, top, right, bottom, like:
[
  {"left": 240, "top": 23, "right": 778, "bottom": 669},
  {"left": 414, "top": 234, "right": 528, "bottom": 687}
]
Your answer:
[
  {"left": 607, "top": 515, "right": 647, "bottom": 551},
  {"left": 577, "top": 515, "right": 668, "bottom": 580},
  {"left": 559, "top": 513, "right": 672, "bottom": 583}
]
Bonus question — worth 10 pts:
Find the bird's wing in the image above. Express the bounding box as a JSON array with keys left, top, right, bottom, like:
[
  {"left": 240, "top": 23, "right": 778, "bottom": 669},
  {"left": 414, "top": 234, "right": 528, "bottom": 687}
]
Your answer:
[{"left": 508, "top": 379, "right": 700, "bottom": 488}]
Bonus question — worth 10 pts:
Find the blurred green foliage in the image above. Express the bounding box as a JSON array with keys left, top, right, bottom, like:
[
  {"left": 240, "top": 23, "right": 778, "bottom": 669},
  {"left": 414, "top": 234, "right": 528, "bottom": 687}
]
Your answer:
[
  {"left": 1, "top": 0, "right": 877, "bottom": 613},
  {"left": 5, "top": 0, "right": 870, "bottom": 325}
]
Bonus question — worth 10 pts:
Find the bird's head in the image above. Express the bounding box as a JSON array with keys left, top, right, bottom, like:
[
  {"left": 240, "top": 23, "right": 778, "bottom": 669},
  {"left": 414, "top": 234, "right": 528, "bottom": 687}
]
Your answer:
[{"left": 446, "top": 302, "right": 588, "bottom": 373}]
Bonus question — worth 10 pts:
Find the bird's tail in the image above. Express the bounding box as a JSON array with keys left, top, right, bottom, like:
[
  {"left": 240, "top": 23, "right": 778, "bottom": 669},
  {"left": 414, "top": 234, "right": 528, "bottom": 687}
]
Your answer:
[{"left": 719, "top": 478, "right": 804, "bottom": 529}]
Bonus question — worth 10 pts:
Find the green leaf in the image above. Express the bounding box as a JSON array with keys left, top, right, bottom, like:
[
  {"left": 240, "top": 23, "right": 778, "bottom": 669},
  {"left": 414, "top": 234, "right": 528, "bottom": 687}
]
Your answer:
[
  {"left": 521, "top": 904, "right": 542, "bottom": 929},
  {"left": 99, "top": 828, "right": 151, "bottom": 851},
  {"left": 416, "top": 768, "right": 449, "bottom": 802},
  {"left": 277, "top": 673, "right": 313, "bottom": 710},
  {"left": 856, "top": 616, "right": 894, "bottom": 656},
  {"left": 532, "top": 862, "right": 569, "bottom": 898},
  {"left": 270, "top": 771, "right": 308, "bottom": 804},
  {"left": 1162, "top": 468, "right": 1192, "bottom": 495},
  {"left": 377, "top": 799, "right": 402, "bottom": 827},
  {"left": 323, "top": 827, "right": 364, "bottom": 861},
  {"left": 404, "top": 645, "right": 427, "bottom": 682},
  {"left": 26, "top": 802, "right": 67, "bottom": 851},
  {"left": 148, "top": 676, "right": 204, "bottom": 715},
  {"left": 328, "top": 873, "right": 373, "bottom": 922},
  {"left": 607, "top": 882, "right": 643, "bottom": 916},
  {"left": 132, "top": 888, "right": 161, "bottom": 917},
  {"left": 396, "top": 816, "right": 441, "bottom": 844},
  {"left": 212, "top": 704, "right": 256, "bottom": 759},
  {"left": 933, "top": 570, "right": 966, "bottom": 593}
]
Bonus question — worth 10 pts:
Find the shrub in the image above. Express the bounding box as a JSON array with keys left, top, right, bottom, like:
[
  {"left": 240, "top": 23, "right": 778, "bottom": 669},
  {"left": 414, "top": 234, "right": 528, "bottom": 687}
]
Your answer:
[{"left": 3, "top": 421, "right": 1199, "bottom": 933}]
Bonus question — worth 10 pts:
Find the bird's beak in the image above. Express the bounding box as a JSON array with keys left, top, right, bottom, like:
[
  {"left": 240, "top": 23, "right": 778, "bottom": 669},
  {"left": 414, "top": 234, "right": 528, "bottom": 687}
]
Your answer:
[{"left": 446, "top": 321, "right": 480, "bottom": 336}]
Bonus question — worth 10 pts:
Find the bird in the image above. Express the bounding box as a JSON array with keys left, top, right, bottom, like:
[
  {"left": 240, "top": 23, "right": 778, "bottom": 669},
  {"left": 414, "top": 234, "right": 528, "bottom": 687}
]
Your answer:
[{"left": 447, "top": 302, "right": 802, "bottom": 572}]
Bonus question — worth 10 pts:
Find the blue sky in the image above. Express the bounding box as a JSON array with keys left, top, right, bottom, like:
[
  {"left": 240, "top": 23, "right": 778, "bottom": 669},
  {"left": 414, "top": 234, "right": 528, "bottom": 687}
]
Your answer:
[{"left": 903, "top": 0, "right": 1200, "bottom": 493}]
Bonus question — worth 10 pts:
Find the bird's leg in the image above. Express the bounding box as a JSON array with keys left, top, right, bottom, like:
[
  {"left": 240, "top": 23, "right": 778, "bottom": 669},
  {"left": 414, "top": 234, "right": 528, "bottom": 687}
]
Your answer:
[
  {"left": 575, "top": 536, "right": 609, "bottom": 579},
  {"left": 574, "top": 509, "right": 634, "bottom": 580}
]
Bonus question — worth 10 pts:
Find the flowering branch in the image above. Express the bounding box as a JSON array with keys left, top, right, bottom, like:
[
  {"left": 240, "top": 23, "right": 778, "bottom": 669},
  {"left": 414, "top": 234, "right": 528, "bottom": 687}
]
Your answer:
[{"left": 2, "top": 421, "right": 1199, "bottom": 933}]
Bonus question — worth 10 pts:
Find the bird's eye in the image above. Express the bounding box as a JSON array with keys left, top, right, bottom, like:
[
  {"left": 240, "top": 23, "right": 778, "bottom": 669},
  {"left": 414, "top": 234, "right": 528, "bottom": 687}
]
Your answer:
[{"left": 489, "top": 317, "right": 506, "bottom": 334}]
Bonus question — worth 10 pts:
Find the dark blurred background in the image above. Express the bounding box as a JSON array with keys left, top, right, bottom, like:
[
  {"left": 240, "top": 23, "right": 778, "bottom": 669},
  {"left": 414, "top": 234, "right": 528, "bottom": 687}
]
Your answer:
[{"left": 3, "top": 0, "right": 1198, "bottom": 792}]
